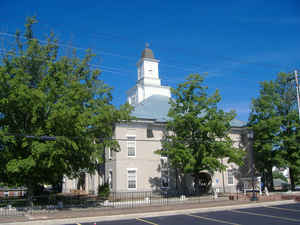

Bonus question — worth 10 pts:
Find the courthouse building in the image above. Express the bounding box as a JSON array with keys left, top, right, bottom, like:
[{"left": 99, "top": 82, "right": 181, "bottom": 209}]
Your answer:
[{"left": 63, "top": 45, "right": 252, "bottom": 194}]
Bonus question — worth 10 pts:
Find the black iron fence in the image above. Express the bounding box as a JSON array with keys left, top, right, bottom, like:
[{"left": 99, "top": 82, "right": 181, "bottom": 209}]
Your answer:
[
  {"left": 0, "top": 190, "right": 223, "bottom": 216},
  {"left": 107, "top": 190, "right": 217, "bottom": 208}
]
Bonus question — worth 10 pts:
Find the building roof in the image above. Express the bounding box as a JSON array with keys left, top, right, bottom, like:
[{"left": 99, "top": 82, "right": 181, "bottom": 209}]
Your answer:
[
  {"left": 132, "top": 95, "right": 170, "bottom": 122},
  {"left": 131, "top": 95, "right": 247, "bottom": 127},
  {"left": 230, "top": 118, "right": 247, "bottom": 127},
  {"left": 141, "top": 43, "right": 155, "bottom": 59}
]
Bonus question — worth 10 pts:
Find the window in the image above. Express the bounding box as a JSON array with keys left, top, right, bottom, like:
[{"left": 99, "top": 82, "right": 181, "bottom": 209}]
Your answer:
[
  {"left": 127, "top": 136, "right": 136, "bottom": 157},
  {"left": 227, "top": 169, "right": 234, "bottom": 185},
  {"left": 160, "top": 157, "right": 168, "bottom": 170},
  {"left": 161, "top": 170, "right": 169, "bottom": 188},
  {"left": 131, "top": 95, "right": 136, "bottom": 105},
  {"left": 108, "top": 148, "right": 113, "bottom": 159},
  {"left": 109, "top": 170, "right": 113, "bottom": 189},
  {"left": 147, "top": 128, "right": 154, "bottom": 138},
  {"left": 127, "top": 169, "right": 137, "bottom": 189},
  {"left": 160, "top": 157, "right": 169, "bottom": 188},
  {"left": 138, "top": 67, "right": 141, "bottom": 80}
]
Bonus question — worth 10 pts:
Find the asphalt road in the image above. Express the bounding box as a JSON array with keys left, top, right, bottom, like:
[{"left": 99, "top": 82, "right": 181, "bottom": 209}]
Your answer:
[{"left": 67, "top": 202, "right": 300, "bottom": 225}]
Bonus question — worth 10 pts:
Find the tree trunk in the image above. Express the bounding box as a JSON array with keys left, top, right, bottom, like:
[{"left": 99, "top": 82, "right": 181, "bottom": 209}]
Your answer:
[
  {"left": 266, "top": 167, "right": 274, "bottom": 191},
  {"left": 175, "top": 168, "right": 179, "bottom": 191},
  {"left": 26, "top": 184, "right": 34, "bottom": 207},
  {"left": 178, "top": 173, "right": 188, "bottom": 194},
  {"left": 289, "top": 167, "right": 295, "bottom": 191},
  {"left": 193, "top": 175, "right": 200, "bottom": 194},
  {"left": 262, "top": 170, "right": 266, "bottom": 191}
]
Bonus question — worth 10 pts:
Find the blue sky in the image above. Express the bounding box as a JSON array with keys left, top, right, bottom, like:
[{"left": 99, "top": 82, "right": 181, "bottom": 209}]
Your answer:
[{"left": 1, "top": 0, "right": 300, "bottom": 121}]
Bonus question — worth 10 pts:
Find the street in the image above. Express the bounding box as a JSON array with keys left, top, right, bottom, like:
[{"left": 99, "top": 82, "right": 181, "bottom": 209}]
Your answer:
[{"left": 66, "top": 202, "right": 300, "bottom": 225}]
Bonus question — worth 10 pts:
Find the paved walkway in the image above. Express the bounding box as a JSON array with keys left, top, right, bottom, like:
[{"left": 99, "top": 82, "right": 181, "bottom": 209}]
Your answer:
[{"left": 0, "top": 198, "right": 297, "bottom": 225}]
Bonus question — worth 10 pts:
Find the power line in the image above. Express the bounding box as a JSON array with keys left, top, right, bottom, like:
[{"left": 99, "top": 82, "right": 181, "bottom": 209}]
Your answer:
[
  {"left": 0, "top": 31, "right": 288, "bottom": 78},
  {"left": 0, "top": 48, "right": 131, "bottom": 76},
  {"left": 0, "top": 31, "right": 136, "bottom": 60},
  {"left": 0, "top": 47, "right": 193, "bottom": 84},
  {"left": 0, "top": 133, "right": 163, "bottom": 142},
  {"left": 0, "top": 46, "right": 263, "bottom": 90},
  {"left": 0, "top": 46, "right": 252, "bottom": 86},
  {"left": 0, "top": 34, "right": 192, "bottom": 79},
  {"left": 0, "top": 133, "right": 241, "bottom": 143},
  {"left": 294, "top": 70, "right": 300, "bottom": 121},
  {"left": 2, "top": 31, "right": 291, "bottom": 89},
  {"left": 0, "top": 31, "right": 207, "bottom": 73}
]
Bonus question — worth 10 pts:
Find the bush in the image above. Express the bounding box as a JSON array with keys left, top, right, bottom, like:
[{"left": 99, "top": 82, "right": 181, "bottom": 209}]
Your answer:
[{"left": 98, "top": 183, "right": 110, "bottom": 199}]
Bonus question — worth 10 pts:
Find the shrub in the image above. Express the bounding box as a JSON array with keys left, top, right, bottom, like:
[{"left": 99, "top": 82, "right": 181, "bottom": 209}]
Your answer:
[{"left": 98, "top": 183, "right": 110, "bottom": 199}]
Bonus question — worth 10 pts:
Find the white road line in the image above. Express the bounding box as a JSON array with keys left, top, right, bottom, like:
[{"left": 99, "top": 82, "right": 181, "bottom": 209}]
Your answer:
[
  {"left": 136, "top": 217, "right": 159, "bottom": 225},
  {"left": 186, "top": 214, "right": 240, "bottom": 225},
  {"left": 232, "top": 209, "right": 300, "bottom": 222},
  {"left": 266, "top": 205, "right": 300, "bottom": 212}
]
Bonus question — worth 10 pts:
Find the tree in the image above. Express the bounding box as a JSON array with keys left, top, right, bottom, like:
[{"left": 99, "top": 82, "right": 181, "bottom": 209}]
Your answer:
[
  {"left": 0, "top": 18, "right": 132, "bottom": 196},
  {"left": 248, "top": 80, "right": 282, "bottom": 191},
  {"left": 157, "top": 74, "right": 244, "bottom": 193},
  {"left": 249, "top": 72, "right": 300, "bottom": 191},
  {"left": 276, "top": 73, "right": 300, "bottom": 190}
]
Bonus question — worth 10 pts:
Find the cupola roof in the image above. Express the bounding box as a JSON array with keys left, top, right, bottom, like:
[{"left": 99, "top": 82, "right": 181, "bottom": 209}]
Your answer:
[{"left": 141, "top": 43, "right": 154, "bottom": 59}]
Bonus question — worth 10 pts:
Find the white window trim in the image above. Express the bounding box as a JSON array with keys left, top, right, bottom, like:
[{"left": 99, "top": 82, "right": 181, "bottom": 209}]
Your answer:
[
  {"left": 160, "top": 157, "right": 168, "bottom": 170},
  {"left": 160, "top": 157, "right": 169, "bottom": 189},
  {"left": 127, "top": 135, "right": 136, "bottom": 158},
  {"left": 127, "top": 168, "right": 137, "bottom": 190},
  {"left": 227, "top": 169, "right": 234, "bottom": 186},
  {"left": 108, "top": 148, "right": 112, "bottom": 160},
  {"left": 161, "top": 170, "right": 169, "bottom": 189},
  {"left": 109, "top": 169, "right": 113, "bottom": 190}
]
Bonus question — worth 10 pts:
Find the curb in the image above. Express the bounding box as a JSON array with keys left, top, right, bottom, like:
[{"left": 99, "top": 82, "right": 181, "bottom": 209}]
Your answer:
[{"left": 3, "top": 200, "right": 296, "bottom": 225}]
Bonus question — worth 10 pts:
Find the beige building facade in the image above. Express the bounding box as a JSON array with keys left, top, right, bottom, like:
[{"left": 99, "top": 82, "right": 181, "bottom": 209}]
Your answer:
[{"left": 104, "top": 121, "right": 252, "bottom": 194}]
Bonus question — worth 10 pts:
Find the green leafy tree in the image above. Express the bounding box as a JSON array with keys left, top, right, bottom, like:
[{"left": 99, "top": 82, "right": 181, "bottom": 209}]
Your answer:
[
  {"left": 276, "top": 73, "right": 300, "bottom": 190},
  {"left": 248, "top": 80, "right": 282, "bottom": 191},
  {"left": 157, "top": 74, "right": 244, "bottom": 192},
  {"left": 249, "top": 72, "right": 300, "bottom": 191},
  {"left": 0, "top": 18, "right": 132, "bottom": 196}
]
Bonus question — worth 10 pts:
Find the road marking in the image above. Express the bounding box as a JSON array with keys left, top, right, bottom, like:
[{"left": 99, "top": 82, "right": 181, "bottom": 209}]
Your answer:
[
  {"left": 136, "top": 217, "right": 159, "bottom": 225},
  {"left": 266, "top": 205, "right": 300, "bottom": 212},
  {"left": 186, "top": 214, "right": 240, "bottom": 225},
  {"left": 232, "top": 209, "right": 300, "bottom": 222}
]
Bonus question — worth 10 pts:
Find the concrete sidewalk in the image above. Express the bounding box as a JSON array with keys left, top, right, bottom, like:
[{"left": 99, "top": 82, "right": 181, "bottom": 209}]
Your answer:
[{"left": 0, "top": 198, "right": 296, "bottom": 225}]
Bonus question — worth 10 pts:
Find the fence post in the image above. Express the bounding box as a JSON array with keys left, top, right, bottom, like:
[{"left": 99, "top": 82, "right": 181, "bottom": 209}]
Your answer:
[{"left": 166, "top": 192, "right": 168, "bottom": 206}]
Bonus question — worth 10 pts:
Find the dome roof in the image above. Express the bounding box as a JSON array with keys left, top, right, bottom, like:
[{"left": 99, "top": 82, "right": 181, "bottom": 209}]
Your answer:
[{"left": 141, "top": 43, "right": 155, "bottom": 59}]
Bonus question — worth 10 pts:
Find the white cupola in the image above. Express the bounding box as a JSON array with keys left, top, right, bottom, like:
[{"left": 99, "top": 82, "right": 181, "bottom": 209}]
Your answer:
[
  {"left": 127, "top": 44, "right": 171, "bottom": 105},
  {"left": 137, "top": 43, "right": 161, "bottom": 86}
]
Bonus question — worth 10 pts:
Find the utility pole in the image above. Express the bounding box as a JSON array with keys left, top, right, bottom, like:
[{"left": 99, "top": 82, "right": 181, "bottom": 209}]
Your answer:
[{"left": 295, "top": 70, "right": 300, "bottom": 121}]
